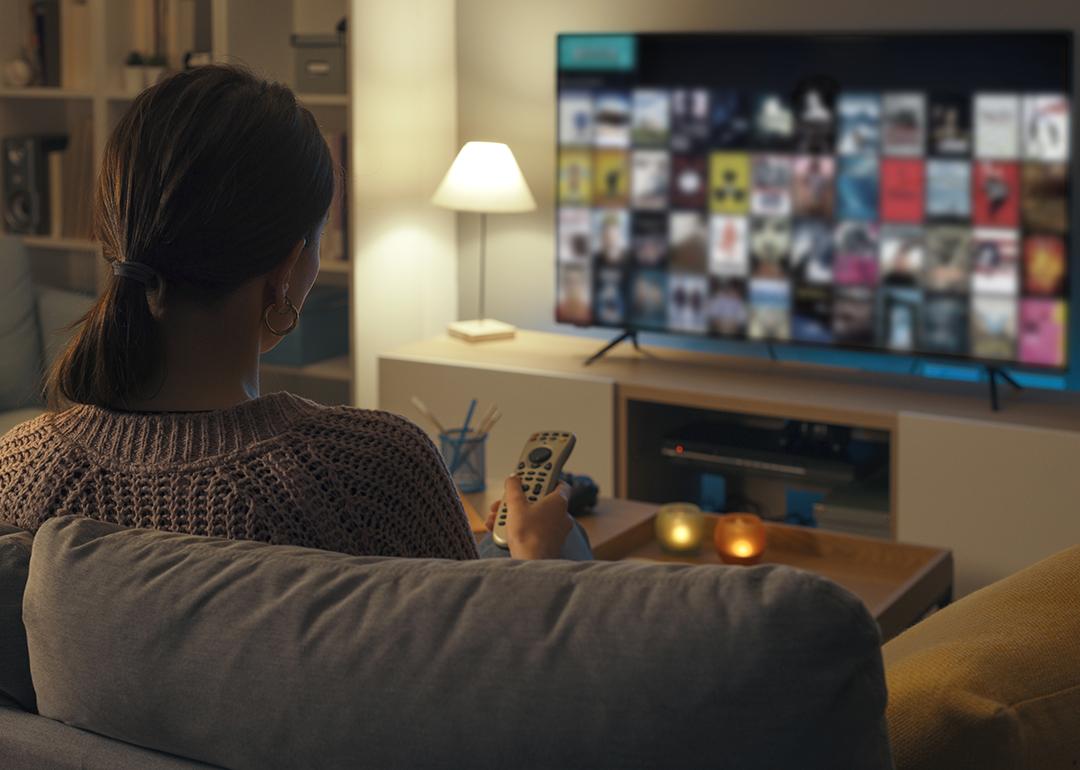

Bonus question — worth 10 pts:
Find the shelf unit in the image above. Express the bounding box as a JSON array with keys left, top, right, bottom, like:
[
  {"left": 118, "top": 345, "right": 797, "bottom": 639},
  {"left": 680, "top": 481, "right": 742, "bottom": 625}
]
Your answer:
[{"left": 0, "top": 0, "right": 355, "bottom": 405}]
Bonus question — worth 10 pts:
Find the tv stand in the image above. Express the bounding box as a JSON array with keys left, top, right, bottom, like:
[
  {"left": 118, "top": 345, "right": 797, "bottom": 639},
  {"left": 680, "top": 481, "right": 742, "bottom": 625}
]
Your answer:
[
  {"left": 585, "top": 329, "right": 641, "bottom": 366},
  {"left": 987, "top": 366, "right": 1023, "bottom": 412}
]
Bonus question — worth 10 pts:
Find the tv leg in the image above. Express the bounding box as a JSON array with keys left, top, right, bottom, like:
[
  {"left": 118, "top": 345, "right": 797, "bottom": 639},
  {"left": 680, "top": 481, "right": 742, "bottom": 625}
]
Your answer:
[
  {"left": 630, "top": 330, "right": 641, "bottom": 352},
  {"left": 766, "top": 341, "right": 778, "bottom": 362},
  {"left": 585, "top": 330, "right": 637, "bottom": 366},
  {"left": 989, "top": 369, "right": 1000, "bottom": 412},
  {"left": 997, "top": 368, "right": 1023, "bottom": 392}
]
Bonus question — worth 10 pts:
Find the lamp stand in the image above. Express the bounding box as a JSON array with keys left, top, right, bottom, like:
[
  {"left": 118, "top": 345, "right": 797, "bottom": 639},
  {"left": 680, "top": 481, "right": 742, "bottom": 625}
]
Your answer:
[{"left": 447, "top": 212, "right": 517, "bottom": 342}]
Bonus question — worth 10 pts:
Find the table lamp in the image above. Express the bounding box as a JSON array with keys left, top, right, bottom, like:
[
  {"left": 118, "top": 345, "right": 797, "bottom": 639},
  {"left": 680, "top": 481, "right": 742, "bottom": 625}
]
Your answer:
[{"left": 432, "top": 141, "right": 536, "bottom": 342}]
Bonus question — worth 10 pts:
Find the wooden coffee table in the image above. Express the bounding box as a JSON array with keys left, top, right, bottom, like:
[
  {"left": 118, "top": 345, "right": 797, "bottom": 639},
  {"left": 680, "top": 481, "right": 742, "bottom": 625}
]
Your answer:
[{"left": 462, "top": 492, "right": 953, "bottom": 642}]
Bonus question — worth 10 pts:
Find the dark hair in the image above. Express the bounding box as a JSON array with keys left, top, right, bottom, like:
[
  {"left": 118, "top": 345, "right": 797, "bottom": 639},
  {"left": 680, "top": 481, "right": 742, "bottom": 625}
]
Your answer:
[{"left": 46, "top": 64, "right": 335, "bottom": 409}]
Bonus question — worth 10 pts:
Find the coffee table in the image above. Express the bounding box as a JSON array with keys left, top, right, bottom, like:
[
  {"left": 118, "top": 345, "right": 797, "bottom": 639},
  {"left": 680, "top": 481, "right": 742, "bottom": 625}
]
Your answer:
[{"left": 461, "top": 492, "right": 953, "bottom": 642}]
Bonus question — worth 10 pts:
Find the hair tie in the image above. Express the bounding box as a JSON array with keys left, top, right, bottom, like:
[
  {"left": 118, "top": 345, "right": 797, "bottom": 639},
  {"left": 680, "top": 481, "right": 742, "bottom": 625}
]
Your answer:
[{"left": 112, "top": 261, "right": 161, "bottom": 287}]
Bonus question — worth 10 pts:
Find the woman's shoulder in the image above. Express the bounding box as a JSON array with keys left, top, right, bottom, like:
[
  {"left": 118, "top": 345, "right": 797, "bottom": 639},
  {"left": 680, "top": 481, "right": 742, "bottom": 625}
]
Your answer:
[
  {"left": 0, "top": 411, "right": 60, "bottom": 455},
  {"left": 290, "top": 398, "right": 437, "bottom": 453}
]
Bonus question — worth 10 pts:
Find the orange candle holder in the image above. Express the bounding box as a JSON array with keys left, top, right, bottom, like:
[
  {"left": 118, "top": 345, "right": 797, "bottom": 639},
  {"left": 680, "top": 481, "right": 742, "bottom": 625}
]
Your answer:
[
  {"left": 655, "top": 503, "right": 706, "bottom": 553},
  {"left": 714, "top": 513, "right": 767, "bottom": 565}
]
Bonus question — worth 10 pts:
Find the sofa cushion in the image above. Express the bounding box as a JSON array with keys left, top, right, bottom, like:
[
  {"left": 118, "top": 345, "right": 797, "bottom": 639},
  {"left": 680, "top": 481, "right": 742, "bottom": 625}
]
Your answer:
[
  {"left": 0, "top": 523, "right": 35, "bottom": 712},
  {"left": 35, "top": 286, "right": 94, "bottom": 369},
  {"left": 884, "top": 543, "right": 1080, "bottom": 770},
  {"left": 25, "top": 516, "right": 891, "bottom": 770},
  {"left": 0, "top": 237, "right": 43, "bottom": 411}
]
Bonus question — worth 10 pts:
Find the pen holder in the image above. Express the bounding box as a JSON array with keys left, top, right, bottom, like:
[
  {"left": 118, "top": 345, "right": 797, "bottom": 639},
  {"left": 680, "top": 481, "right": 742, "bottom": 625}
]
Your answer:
[{"left": 439, "top": 429, "right": 486, "bottom": 493}]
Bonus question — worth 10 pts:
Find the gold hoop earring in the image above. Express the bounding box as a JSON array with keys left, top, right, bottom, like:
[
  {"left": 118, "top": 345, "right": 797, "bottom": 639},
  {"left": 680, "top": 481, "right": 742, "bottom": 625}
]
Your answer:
[{"left": 263, "top": 297, "right": 299, "bottom": 336}]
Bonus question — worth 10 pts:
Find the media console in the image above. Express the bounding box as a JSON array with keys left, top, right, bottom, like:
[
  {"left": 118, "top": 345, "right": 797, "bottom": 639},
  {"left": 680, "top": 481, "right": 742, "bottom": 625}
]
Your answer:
[{"left": 379, "top": 330, "right": 1080, "bottom": 596}]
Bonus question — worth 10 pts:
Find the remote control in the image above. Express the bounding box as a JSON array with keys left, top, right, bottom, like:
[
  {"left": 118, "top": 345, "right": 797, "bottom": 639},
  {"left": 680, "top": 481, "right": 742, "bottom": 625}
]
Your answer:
[{"left": 492, "top": 431, "right": 577, "bottom": 549}]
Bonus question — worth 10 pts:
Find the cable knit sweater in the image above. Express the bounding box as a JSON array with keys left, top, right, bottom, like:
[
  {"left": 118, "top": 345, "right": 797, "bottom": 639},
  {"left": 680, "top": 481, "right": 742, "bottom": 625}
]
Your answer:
[{"left": 0, "top": 392, "right": 479, "bottom": 560}]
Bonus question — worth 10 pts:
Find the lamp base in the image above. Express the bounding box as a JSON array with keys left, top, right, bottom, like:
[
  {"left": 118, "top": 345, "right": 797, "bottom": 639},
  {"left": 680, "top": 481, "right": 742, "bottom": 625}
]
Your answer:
[{"left": 447, "top": 318, "right": 517, "bottom": 342}]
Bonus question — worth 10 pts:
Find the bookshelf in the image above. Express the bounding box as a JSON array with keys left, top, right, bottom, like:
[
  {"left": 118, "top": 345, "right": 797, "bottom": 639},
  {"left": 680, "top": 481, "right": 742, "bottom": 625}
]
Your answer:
[{"left": 0, "top": 0, "right": 355, "bottom": 406}]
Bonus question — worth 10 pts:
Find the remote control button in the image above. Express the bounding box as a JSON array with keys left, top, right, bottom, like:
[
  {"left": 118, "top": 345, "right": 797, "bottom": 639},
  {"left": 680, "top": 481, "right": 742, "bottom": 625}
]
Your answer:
[
  {"left": 517, "top": 462, "right": 525, "bottom": 469},
  {"left": 521, "top": 483, "right": 529, "bottom": 492},
  {"left": 545, "top": 463, "right": 552, "bottom": 470},
  {"left": 528, "top": 447, "right": 553, "bottom": 464},
  {"left": 527, "top": 495, "right": 537, "bottom": 502},
  {"left": 532, "top": 483, "right": 543, "bottom": 495}
]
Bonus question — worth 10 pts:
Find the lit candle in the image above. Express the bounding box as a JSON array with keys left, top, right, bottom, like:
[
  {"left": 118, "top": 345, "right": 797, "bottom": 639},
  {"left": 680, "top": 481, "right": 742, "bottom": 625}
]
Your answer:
[
  {"left": 714, "top": 513, "right": 767, "bottom": 565},
  {"left": 655, "top": 503, "right": 705, "bottom": 553}
]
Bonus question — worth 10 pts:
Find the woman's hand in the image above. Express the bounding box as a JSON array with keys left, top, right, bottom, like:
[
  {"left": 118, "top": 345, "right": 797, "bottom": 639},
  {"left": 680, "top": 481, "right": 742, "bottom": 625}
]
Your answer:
[{"left": 486, "top": 475, "right": 572, "bottom": 560}]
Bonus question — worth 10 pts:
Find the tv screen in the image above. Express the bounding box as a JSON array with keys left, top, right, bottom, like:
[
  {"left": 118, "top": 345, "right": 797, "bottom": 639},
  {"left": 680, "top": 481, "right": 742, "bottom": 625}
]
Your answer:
[{"left": 555, "top": 32, "right": 1073, "bottom": 370}]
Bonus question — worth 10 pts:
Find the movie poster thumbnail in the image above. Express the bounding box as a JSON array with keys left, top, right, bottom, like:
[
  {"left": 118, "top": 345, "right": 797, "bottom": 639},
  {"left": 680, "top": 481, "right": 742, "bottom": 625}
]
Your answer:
[
  {"left": 709, "top": 152, "right": 751, "bottom": 214},
  {"left": 558, "top": 150, "right": 591, "bottom": 205},
  {"left": 558, "top": 208, "right": 591, "bottom": 263},
  {"left": 972, "top": 161, "right": 1020, "bottom": 227},
  {"left": 594, "top": 91, "right": 632, "bottom": 148},
  {"left": 971, "top": 295, "right": 1018, "bottom": 360},
  {"left": 556, "top": 262, "right": 592, "bottom": 325},
  {"left": 632, "top": 211, "right": 668, "bottom": 268},
  {"left": 748, "top": 278, "right": 792, "bottom": 340},
  {"left": 708, "top": 215, "right": 749, "bottom": 277},
  {"left": 630, "top": 269, "right": 668, "bottom": 329},
  {"left": 832, "top": 286, "right": 875, "bottom": 345},
  {"left": 710, "top": 90, "right": 751, "bottom": 148},
  {"left": 1019, "top": 299, "right": 1067, "bottom": 367},
  {"left": 924, "top": 226, "right": 973, "bottom": 293},
  {"left": 793, "top": 80, "right": 837, "bottom": 153},
  {"left": 836, "top": 154, "right": 879, "bottom": 221},
  {"left": 974, "top": 94, "right": 1020, "bottom": 160},
  {"left": 836, "top": 92, "right": 881, "bottom": 155},
  {"left": 833, "top": 222, "right": 879, "bottom": 286},
  {"left": 751, "top": 154, "right": 793, "bottom": 217},
  {"left": 880, "top": 226, "right": 925, "bottom": 287},
  {"left": 631, "top": 150, "right": 670, "bottom": 210},
  {"left": 708, "top": 278, "right": 749, "bottom": 337},
  {"left": 670, "top": 88, "right": 711, "bottom": 153},
  {"left": 671, "top": 154, "right": 708, "bottom": 208},
  {"left": 559, "top": 91, "right": 594, "bottom": 146},
  {"left": 880, "top": 158, "right": 925, "bottom": 223},
  {"left": 921, "top": 294, "right": 969, "bottom": 355},
  {"left": 1022, "top": 235, "right": 1067, "bottom": 296},
  {"left": 793, "top": 284, "right": 834, "bottom": 343},
  {"left": 668, "top": 272, "right": 709, "bottom": 333},
  {"left": 929, "top": 94, "right": 972, "bottom": 156},
  {"left": 882, "top": 93, "right": 926, "bottom": 157},
  {"left": 594, "top": 267, "right": 628, "bottom": 326},
  {"left": 790, "top": 219, "right": 834, "bottom": 284},
  {"left": 926, "top": 160, "right": 972, "bottom": 220},
  {"left": 1021, "top": 162, "right": 1069, "bottom": 233},
  {"left": 971, "top": 228, "right": 1020, "bottom": 295},
  {"left": 1021, "top": 94, "right": 1070, "bottom": 162},
  {"left": 749, "top": 217, "right": 792, "bottom": 279},
  {"left": 668, "top": 211, "right": 709, "bottom": 272},
  {"left": 751, "top": 93, "right": 795, "bottom": 149},
  {"left": 591, "top": 209, "right": 630, "bottom": 266},
  {"left": 880, "top": 287, "right": 922, "bottom": 351},
  {"left": 593, "top": 150, "right": 629, "bottom": 207},
  {"left": 793, "top": 155, "right": 835, "bottom": 218},
  {"left": 631, "top": 89, "right": 671, "bottom": 147}
]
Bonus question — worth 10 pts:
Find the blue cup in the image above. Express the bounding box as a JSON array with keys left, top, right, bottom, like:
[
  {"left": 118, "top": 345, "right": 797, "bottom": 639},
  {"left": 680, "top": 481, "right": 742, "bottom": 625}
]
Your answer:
[{"left": 439, "top": 429, "right": 486, "bottom": 493}]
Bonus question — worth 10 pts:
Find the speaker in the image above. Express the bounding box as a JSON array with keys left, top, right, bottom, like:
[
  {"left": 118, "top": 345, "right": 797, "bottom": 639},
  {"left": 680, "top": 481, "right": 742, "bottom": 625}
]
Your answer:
[{"left": 3, "top": 135, "right": 67, "bottom": 235}]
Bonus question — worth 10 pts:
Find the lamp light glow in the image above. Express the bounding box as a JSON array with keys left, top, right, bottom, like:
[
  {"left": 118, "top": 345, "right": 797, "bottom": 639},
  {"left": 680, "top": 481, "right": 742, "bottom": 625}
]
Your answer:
[{"left": 432, "top": 142, "right": 536, "bottom": 213}]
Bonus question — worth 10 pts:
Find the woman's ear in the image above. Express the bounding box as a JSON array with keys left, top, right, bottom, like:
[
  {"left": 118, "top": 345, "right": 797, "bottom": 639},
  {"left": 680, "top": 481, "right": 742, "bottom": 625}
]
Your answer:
[{"left": 266, "top": 237, "right": 308, "bottom": 305}]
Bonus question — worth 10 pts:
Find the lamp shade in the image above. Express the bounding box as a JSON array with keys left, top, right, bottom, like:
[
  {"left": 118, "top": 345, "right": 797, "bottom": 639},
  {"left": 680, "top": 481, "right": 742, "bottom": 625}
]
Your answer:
[{"left": 432, "top": 141, "right": 537, "bottom": 213}]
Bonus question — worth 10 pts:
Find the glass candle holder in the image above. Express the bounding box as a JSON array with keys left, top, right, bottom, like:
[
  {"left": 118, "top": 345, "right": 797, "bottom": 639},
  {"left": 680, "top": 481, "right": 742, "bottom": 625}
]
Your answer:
[
  {"left": 655, "top": 503, "right": 706, "bottom": 553},
  {"left": 714, "top": 513, "right": 768, "bottom": 565}
]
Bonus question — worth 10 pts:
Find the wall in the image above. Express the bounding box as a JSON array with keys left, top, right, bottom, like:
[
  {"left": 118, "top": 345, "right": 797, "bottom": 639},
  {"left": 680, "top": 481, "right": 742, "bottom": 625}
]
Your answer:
[
  {"left": 351, "top": 0, "right": 458, "bottom": 407},
  {"left": 454, "top": 0, "right": 1080, "bottom": 385}
]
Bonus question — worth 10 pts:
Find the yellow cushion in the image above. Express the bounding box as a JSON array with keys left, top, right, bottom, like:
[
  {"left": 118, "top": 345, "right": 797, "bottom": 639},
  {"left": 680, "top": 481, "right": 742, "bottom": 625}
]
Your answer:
[{"left": 883, "top": 544, "right": 1080, "bottom": 770}]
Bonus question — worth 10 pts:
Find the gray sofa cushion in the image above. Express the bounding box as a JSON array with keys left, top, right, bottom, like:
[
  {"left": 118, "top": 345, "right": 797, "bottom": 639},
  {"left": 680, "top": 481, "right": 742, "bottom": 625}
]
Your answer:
[
  {"left": 0, "top": 523, "right": 35, "bottom": 712},
  {"left": 0, "top": 237, "right": 42, "bottom": 411},
  {"left": 24, "top": 516, "right": 891, "bottom": 770}
]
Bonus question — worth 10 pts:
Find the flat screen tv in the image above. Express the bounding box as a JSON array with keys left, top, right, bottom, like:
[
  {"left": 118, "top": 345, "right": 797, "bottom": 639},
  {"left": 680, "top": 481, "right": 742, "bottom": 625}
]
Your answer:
[{"left": 555, "top": 32, "right": 1074, "bottom": 371}]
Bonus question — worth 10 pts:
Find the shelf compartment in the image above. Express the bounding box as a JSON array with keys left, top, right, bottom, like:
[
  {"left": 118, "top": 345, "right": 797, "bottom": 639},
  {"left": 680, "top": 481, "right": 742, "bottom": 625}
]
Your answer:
[{"left": 0, "top": 87, "right": 95, "bottom": 100}]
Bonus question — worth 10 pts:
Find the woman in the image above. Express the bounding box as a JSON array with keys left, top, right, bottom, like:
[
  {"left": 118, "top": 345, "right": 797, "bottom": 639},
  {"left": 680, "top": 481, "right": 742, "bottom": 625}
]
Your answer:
[{"left": 0, "top": 65, "right": 571, "bottom": 561}]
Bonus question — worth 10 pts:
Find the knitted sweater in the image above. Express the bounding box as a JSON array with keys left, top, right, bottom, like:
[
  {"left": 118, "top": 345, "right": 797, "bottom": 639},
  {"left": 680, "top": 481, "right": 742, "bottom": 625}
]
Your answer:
[{"left": 0, "top": 392, "right": 479, "bottom": 560}]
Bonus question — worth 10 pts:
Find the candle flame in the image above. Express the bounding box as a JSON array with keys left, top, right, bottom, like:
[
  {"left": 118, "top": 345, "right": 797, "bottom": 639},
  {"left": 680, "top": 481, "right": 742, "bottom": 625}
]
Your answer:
[
  {"left": 731, "top": 539, "right": 754, "bottom": 558},
  {"left": 671, "top": 523, "right": 692, "bottom": 545}
]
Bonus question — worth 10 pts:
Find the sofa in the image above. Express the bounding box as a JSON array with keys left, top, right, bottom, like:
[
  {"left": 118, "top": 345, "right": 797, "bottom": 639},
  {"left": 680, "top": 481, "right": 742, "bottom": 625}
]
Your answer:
[
  {"left": 1, "top": 516, "right": 893, "bottom": 770},
  {"left": 0, "top": 236, "right": 94, "bottom": 435}
]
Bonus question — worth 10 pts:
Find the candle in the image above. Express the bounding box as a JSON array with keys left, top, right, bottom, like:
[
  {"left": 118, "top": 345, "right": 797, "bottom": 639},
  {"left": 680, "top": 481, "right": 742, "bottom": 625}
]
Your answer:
[
  {"left": 655, "top": 503, "right": 705, "bottom": 553},
  {"left": 714, "top": 513, "right": 767, "bottom": 565}
]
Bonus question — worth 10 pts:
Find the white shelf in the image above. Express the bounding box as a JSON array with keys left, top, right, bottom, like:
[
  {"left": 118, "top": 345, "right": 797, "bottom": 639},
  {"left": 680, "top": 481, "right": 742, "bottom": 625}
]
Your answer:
[
  {"left": 21, "top": 235, "right": 100, "bottom": 252},
  {"left": 0, "top": 87, "right": 94, "bottom": 100},
  {"left": 296, "top": 92, "right": 348, "bottom": 107},
  {"left": 263, "top": 355, "right": 352, "bottom": 382}
]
